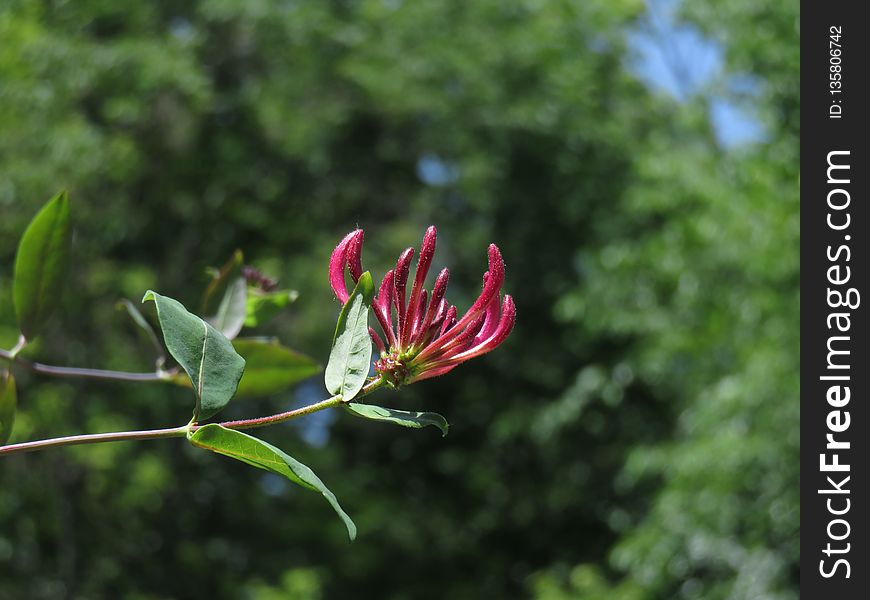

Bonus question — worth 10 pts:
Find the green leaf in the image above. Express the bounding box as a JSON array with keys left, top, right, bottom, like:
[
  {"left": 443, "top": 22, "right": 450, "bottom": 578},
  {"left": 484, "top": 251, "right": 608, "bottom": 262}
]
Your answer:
[
  {"left": 13, "top": 191, "right": 72, "bottom": 339},
  {"left": 245, "top": 289, "right": 299, "bottom": 327},
  {"left": 345, "top": 403, "right": 449, "bottom": 437},
  {"left": 165, "top": 338, "right": 320, "bottom": 398},
  {"left": 324, "top": 272, "right": 374, "bottom": 401},
  {"left": 117, "top": 299, "right": 166, "bottom": 364},
  {"left": 232, "top": 338, "right": 320, "bottom": 397},
  {"left": 209, "top": 277, "right": 247, "bottom": 340},
  {"left": 142, "top": 291, "right": 245, "bottom": 421},
  {"left": 201, "top": 250, "right": 244, "bottom": 316},
  {"left": 189, "top": 424, "right": 356, "bottom": 541},
  {"left": 0, "top": 370, "right": 16, "bottom": 445}
]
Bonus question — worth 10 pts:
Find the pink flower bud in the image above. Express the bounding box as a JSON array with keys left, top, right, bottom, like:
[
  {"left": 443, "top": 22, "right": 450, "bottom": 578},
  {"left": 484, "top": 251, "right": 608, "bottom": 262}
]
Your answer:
[
  {"left": 369, "top": 327, "right": 386, "bottom": 354},
  {"left": 418, "top": 297, "right": 448, "bottom": 347},
  {"left": 438, "top": 244, "right": 505, "bottom": 345},
  {"left": 403, "top": 226, "right": 437, "bottom": 343},
  {"left": 393, "top": 247, "right": 414, "bottom": 344},
  {"left": 329, "top": 229, "right": 363, "bottom": 303},
  {"left": 411, "top": 288, "right": 428, "bottom": 341},
  {"left": 440, "top": 305, "right": 458, "bottom": 337},
  {"left": 415, "top": 269, "right": 449, "bottom": 344},
  {"left": 347, "top": 229, "right": 364, "bottom": 283},
  {"left": 473, "top": 294, "right": 501, "bottom": 346},
  {"left": 374, "top": 269, "right": 397, "bottom": 347},
  {"left": 447, "top": 295, "right": 516, "bottom": 362}
]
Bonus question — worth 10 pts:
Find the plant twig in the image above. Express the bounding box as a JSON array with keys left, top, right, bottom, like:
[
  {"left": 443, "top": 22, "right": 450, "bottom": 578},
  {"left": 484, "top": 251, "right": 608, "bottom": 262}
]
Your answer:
[
  {"left": 0, "top": 348, "right": 171, "bottom": 383},
  {"left": 0, "top": 377, "right": 388, "bottom": 457},
  {"left": 194, "top": 377, "right": 386, "bottom": 431},
  {"left": 0, "top": 426, "right": 189, "bottom": 456},
  {"left": 211, "top": 395, "right": 344, "bottom": 431}
]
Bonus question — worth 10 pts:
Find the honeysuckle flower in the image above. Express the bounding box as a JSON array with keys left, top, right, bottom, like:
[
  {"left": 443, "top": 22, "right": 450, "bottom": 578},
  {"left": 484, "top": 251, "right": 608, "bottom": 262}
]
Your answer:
[{"left": 330, "top": 226, "right": 515, "bottom": 387}]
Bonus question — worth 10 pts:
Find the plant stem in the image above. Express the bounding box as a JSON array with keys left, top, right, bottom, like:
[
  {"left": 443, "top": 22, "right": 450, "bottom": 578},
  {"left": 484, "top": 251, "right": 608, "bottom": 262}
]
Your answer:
[
  {"left": 0, "top": 348, "right": 170, "bottom": 383},
  {"left": 202, "top": 377, "right": 387, "bottom": 432},
  {"left": 0, "top": 426, "right": 189, "bottom": 456},
  {"left": 0, "top": 377, "right": 388, "bottom": 457},
  {"left": 210, "top": 395, "right": 344, "bottom": 431}
]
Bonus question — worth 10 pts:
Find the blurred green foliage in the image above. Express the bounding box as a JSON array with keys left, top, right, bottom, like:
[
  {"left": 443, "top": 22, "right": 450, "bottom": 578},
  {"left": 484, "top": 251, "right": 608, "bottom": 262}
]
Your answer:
[{"left": 0, "top": 1, "right": 797, "bottom": 599}]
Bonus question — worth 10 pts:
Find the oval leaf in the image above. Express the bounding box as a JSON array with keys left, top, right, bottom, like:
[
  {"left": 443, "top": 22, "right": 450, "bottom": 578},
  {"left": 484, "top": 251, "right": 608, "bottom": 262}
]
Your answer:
[
  {"left": 143, "top": 291, "right": 245, "bottom": 421},
  {"left": 13, "top": 191, "right": 72, "bottom": 339},
  {"left": 324, "top": 272, "right": 374, "bottom": 400},
  {"left": 189, "top": 424, "right": 356, "bottom": 541},
  {"left": 346, "top": 403, "right": 449, "bottom": 437},
  {"left": 232, "top": 338, "right": 320, "bottom": 397},
  {"left": 209, "top": 277, "right": 247, "bottom": 340},
  {"left": 0, "top": 370, "right": 16, "bottom": 444}
]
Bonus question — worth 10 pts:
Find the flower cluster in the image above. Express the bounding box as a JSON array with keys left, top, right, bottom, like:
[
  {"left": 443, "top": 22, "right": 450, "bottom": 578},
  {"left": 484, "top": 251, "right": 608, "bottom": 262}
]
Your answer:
[{"left": 330, "top": 226, "right": 515, "bottom": 387}]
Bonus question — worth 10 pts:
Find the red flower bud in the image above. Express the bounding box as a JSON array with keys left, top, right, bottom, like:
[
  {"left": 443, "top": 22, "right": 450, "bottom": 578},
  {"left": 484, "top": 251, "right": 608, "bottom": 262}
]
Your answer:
[
  {"left": 347, "top": 229, "right": 364, "bottom": 283},
  {"left": 415, "top": 269, "right": 449, "bottom": 345},
  {"left": 403, "top": 226, "right": 436, "bottom": 344},
  {"left": 393, "top": 247, "right": 414, "bottom": 344},
  {"left": 374, "top": 269, "right": 397, "bottom": 347},
  {"left": 369, "top": 327, "right": 386, "bottom": 354}
]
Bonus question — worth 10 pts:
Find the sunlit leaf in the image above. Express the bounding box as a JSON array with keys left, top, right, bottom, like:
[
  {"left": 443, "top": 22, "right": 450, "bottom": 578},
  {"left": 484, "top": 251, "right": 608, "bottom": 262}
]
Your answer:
[
  {"left": 13, "top": 191, "right": 72, "bottom": 339},
  {"left": 189, "top": 424, "right": 356, "bottom": 540},
  {"left": 345, "top": 403, "right": 449, "bottom": 437},
  {"left": 143, "top": 291, "right": 245, "bottom": 421},
  {"left": 324, "top": 272, "right": 374, "bottom": 400},
  {"left": 245, "top": 289, "right": 299, "bottom": 327}
]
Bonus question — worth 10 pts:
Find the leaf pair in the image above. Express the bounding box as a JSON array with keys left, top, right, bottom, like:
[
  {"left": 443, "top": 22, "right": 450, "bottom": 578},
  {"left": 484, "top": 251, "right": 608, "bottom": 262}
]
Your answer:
[
  {"left": 144, "top": 292, "right": 354, "bottom": 539},
  {"left": 145, "top": 290, "right": 317, "bottom": 417}
]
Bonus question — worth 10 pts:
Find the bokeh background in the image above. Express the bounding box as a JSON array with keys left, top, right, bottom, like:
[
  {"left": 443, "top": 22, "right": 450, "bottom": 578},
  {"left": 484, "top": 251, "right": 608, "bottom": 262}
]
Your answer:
[{"left": 0, "top": 1, "right": 799, "bottom": 598}]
